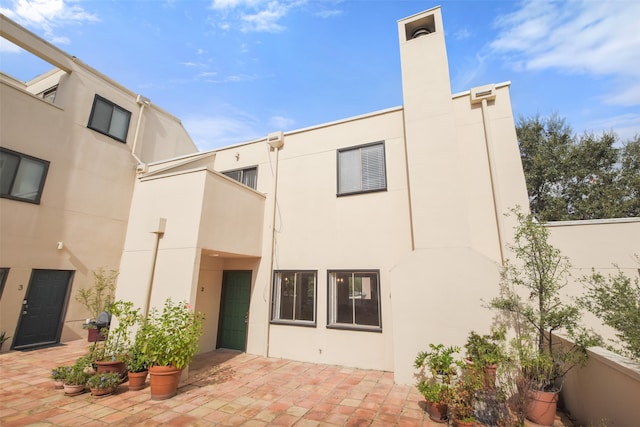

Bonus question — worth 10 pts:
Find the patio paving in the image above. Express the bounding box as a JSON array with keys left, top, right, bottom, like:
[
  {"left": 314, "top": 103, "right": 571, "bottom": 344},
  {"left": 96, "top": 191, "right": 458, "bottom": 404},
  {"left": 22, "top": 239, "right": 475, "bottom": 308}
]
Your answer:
[{"left": 0, "top": 339, "right": 437, "bottom": 426}]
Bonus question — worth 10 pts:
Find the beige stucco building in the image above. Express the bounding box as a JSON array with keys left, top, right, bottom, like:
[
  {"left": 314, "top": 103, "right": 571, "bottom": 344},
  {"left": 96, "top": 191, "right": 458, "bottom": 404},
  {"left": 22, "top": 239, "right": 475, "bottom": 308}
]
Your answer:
[{"left": 1, "top": 7, "right": 637, "bottom": 386}]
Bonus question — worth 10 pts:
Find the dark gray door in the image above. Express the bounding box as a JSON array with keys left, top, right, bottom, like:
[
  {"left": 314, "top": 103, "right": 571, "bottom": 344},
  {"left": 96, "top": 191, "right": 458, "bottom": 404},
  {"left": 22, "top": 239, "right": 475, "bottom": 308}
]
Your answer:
[
  {"left": 217, "top": 271, "right": 251, "bottom": 351},
  {"left": 13, "top": 269, "right": 73, "bottom": 349}
]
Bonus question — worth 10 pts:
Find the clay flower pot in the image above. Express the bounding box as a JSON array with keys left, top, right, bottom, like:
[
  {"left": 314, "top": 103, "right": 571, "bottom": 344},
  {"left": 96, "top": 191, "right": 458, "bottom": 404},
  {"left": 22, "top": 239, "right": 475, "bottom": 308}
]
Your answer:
[
  {"left": 95, "top": 359, "right": 127, "bottom": 379},
  {"left": 149, "top": 365, "right": 182, "bottom": 400},
  {"left": 90, "top": 386, "right": 116, "bottom": 397},
  {"left": 127, "top": 370, "right": 149, "bottom": 391},
  {"left": 426, "top": 400, "right": 448, "bottom": 423},
  {"left": 526, "top": 389, "right": 559, "bottom": 426},
  {"left": 63, "top": 383, "right": 86, "bottom": 396}
]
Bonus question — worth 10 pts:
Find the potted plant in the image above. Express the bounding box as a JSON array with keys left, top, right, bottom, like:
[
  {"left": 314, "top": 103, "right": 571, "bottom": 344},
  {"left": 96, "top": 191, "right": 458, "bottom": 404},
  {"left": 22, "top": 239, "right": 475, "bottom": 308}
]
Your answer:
[
  {"left": 125, "top": 326, "right": 150, "bottom": 391},
  {"left": 51, "top": 366, "right": 68, "bottom": 389},
  {"left": 490, "top": 208, "right": 600, "bottom": 426},
  {"left": 86, "top": 372, "right": 121, "bottom": 397},
  {"left": 464, "top": 327, "right": 505, "bottom": 389},
  {"left": 94, "top": 300, "right": 140, "bottom": 378},
  {"left": 448, "top": 368, "right": 483, "bottom": 427},
  {"left": 75, "top": 268, "right": 117, "bottom": 342},
  {"left": 141, "top": 298, "right": 204, "bottom": 400},
  {"left": 63, "top": 359, "right": 91, "bottom": 396},
  {"left": 414, "top": 344, "right": 462, "bottom": 422}
]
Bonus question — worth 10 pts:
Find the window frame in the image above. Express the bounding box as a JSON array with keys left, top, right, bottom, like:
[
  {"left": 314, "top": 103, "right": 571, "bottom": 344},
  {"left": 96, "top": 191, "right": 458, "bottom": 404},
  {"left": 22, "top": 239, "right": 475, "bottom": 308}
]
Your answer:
[
  {"left": 0, "top": 268, "right": 8, "bottom": 300},
  {"left": 336, "top": 141, "right": 387, "bottom": 196},
  {"left": 0, "top": 147, "right": 50, "bottom": 204},
  {"left": 222, "top": 166, "right": 258, "bottom": 190},
  {"left": 327, "top": 269, "right": 382, "bottom": 332},
  {"left": 271, "top": 270, "right": 317, "bottom": 327},
  {"left": 87, "top": 94, "right": 132, "bottom": 143}
]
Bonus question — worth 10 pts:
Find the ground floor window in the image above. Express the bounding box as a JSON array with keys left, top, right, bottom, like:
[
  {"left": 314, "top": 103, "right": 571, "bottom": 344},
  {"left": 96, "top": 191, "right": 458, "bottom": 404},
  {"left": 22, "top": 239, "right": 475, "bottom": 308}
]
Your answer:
[
  {"left": 271, "top": 271, "right": 316, "bottom": 326},
  {"left": 328, "top": 270, "right": 381, "bottom": 331}
]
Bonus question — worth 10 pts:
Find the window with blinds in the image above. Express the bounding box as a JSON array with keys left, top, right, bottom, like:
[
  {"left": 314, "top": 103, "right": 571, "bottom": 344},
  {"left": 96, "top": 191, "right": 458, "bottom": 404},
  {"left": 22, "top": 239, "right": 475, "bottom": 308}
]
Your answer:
[
  {"left": 337, "top": 142, "right": 387, "bottom": 196},
  {"left": 223, "top": 166, "right": 258, "bottom": 190}
]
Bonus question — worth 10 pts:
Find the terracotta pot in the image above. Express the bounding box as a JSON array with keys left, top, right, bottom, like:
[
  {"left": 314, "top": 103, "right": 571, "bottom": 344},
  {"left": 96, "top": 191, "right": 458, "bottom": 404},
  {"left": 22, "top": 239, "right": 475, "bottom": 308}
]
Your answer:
[
  {"left": 149, "top": 365, "right": 182, "bottom": 400},
  {"left": 526, "top": 389, "right": 559, "bottom": 426},
  {"left": 128, "top": 370, "right": 149, "bottom": 391},
  {"left": 63, "top": 383, "right": 86, "bottom": 396},
  {"left": 483, "top": 364, "right": 497, "bottom": 390},
  {"left": 90, "top": 386, "right": 116, "bottom": 397},
  {"left": 95, "top": 359, "right": 127, "bottom": 379},
  {"left": 53, "top": 379, "right": 64, "bottom": 389},
  {"left": 87, "top": 327, "right": 106, "bottom": 342},
  {"left": 426, "top": 400, "right": 448, "bottom": 423}
]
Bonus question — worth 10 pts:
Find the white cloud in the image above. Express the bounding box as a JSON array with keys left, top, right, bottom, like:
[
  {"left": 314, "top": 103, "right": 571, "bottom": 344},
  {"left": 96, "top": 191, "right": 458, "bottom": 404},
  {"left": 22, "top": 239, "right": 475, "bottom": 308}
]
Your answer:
[
  {"left": 0, "top": 0, "right": 98, "bottom": 44},
  {"left": 580, "top": 113, "right": 640, "bottom": 142},
  {"left": 269, "top": 115, "right": 294, "bottom": 130},
  {"left": 209, "top": 0, "right": 306, "bottom": 33},
  {"left": 453, "top": 28, "right": 471, "bottom": 41},
  {"left": 315, "top": 9, "right": 342, "bottom": 19},
  {"left": 491, "top": 0, "right": 640, "bottom": 106},
  {"left": 183, "top": 113, "right": 263, "bottom": 150}
]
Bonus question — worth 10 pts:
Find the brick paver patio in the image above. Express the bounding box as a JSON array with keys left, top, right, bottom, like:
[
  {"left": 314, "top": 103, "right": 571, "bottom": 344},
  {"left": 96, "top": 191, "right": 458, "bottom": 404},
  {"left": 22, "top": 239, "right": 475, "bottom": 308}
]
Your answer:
[{"left": 0, "top": 340, "right": 438, "bottom": 426}]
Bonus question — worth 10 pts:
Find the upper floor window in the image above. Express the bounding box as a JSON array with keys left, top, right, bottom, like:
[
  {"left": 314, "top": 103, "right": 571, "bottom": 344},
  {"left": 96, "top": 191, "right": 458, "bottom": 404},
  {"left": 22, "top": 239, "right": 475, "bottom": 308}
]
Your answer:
[
  {"left": 271, "top": 271, "right": 316, "bottom": 326},
  {"left": 38, "top": 86, "right": 57, "bottom": 103},
  {"left": 87, "top": 95, "right": 131, "bottom": 142},
  {"left": 337, "top": 142, "right": 387, "bottom": 196},
  {"left": 328, "top": 270, "right": 382, "bottom": 331},
  {"left": 223, "top": 166, "right": 257, "bottom": 190},
  {"left": 0, "top": 148, "right": 49, "bottom": 204}
]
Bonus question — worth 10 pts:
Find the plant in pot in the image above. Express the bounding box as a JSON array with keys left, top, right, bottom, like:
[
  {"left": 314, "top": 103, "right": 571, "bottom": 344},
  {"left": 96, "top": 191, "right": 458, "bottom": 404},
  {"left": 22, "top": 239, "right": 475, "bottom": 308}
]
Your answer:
[
  {"left": 51, "top": 366, "right": 68, "bottom": 389},
  {"left": 490, "top": 208, "right": 601, "bottom": 426},
  {"left": 94, "top": 300, "right": 141, "bottom": 379},
  {"left": 86, "top": 372, "right": 121, "bottom": 397},
  {"left": 141, "top": 298, "right": 204, "bottom": 400},
  {"left": 414, "top": 344, "right": 462, "bottom": 423},
  {"left": 75, "top": 268, "right": 117, "bottom": 342},
  {"left": 447, "top": 368, "right": 483, "bottom": 427},
  {"left": 125, "top": 326, "right": 150, "bottom": 391},
  {"left": 63, "top": 359, "right": 91, "bottom": 396},
  {"left": 464, "top": 327, "right": 506, "bottom": 389}
]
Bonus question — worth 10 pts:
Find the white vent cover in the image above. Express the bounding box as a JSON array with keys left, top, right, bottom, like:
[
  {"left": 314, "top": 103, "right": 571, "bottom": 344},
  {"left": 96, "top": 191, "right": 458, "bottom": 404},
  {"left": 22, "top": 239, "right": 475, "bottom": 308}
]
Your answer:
[
  {"left": 470, "top": 84, "right": 496, "bottom": 104},
  {"left": 267, "top": 131, "right": 284, "bottom": 149}
]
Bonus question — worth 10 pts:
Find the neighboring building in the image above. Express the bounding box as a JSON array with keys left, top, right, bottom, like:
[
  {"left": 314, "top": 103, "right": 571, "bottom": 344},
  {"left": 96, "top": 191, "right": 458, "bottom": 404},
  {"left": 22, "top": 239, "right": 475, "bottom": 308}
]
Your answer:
[
  {"left": 0, "top": 14, "right": 198, "bottom": 350},
  {"left": 1, "top": 7, "right": 637, "bottom": 386}
]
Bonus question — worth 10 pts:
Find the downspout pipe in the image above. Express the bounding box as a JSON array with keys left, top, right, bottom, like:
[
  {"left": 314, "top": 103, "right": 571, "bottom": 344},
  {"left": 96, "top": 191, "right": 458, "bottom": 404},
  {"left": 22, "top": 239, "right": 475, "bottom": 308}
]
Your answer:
[
  {"left": 132, "top": 95, "right": 150, "bottom": 172},
  {"left": 265, "top": 131, "right": 284, "bottom": 358}
]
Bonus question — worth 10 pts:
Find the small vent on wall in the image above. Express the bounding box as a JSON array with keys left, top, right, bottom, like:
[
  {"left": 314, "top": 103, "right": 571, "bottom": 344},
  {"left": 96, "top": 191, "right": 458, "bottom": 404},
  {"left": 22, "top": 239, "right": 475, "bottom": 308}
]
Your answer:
[{"left": 404, "top": 14, "right": 436, "bottom": 41}]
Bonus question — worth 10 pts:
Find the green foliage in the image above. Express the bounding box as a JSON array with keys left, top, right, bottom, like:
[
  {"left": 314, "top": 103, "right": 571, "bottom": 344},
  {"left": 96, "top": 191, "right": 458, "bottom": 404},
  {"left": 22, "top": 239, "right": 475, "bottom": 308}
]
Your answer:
[
  {"left": 517, "top": 114, "right": 640, "bottom": 221},
  {"left": 75, "top": 268, "right": 117, "bottom": 320},
  {"left": 417, "top": 380, "right": 450, "bottom": 403},
  {"left": 490, "top": 207, "right": 599, "bottom": 390},
  {"left": 464, "top": 327, "right": 506, "bottom": 366},
  {"left": 448, "top": 368, "right": 483, "bottom": 422},
  {"left": 64, "top": 359, "right": 91, "bottom": 385},
  {"left": 414, "top": 344, "right": 462, "bottom": 380},
  {"left": 580, "top": 260, "right": 640, "bottom": 360},
  {"left": 125, "top": 322, "right": 151, "bottom": 372},
  {"left": 86, "top": 372, "right": 121, "bottom": 390},
  {"left": 51, "top": 366, "right": 69, "bottom": 381},
  {"left": 141, "top": 298, "right": 205, "bottom": 369},
  {"left": 100, "top": 301, "right": 141, "bottom": 361}
]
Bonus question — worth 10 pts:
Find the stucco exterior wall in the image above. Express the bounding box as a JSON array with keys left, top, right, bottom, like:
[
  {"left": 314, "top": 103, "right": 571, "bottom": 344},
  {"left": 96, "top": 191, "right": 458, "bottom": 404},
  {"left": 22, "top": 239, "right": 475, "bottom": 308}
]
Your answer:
[{"left": 0, "top": 15, "right": 198, "bottom": 350}]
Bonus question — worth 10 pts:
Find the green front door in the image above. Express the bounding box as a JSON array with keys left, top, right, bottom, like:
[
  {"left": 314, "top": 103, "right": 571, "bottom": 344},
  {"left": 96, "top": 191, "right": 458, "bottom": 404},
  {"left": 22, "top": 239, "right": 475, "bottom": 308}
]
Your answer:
[{"left": 217, "top": 271, "right": 251, "bottom": 351}]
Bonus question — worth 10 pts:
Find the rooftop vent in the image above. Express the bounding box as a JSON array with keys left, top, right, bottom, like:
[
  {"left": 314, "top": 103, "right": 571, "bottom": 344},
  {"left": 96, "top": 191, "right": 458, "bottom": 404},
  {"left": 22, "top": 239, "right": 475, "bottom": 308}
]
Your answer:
[
  {"left": 404, "top": 14, "right": 436, "bottom": 41},
  {"left": 411, "top": 27, "right": 432, "bottom": 39}
]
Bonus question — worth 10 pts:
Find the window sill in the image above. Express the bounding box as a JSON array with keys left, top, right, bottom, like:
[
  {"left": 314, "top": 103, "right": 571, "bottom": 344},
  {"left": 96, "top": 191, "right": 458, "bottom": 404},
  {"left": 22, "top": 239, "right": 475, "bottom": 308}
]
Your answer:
[
  {"left": 327, "top": 324, "right": 382, "bottom": 333},
  {"left": 270, "top": 320, "right": 316, "bottom": 328}
]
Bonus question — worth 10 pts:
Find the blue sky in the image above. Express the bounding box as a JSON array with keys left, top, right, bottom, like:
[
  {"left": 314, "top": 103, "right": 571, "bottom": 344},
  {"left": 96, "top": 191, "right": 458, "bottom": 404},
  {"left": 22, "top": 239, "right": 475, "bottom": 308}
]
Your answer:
[{"left": 1, "top": 0, "right": 639, "bottom": 151}]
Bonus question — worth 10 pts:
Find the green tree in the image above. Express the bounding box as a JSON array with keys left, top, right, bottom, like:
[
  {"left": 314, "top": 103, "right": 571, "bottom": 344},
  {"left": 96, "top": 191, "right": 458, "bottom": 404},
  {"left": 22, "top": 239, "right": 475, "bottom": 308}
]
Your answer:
[
  {"left": 516, "top": 114, "right": 640, "bottom": 221},
  {"left": 579, "top": 256, "right": 640, "bottom": 360}
]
